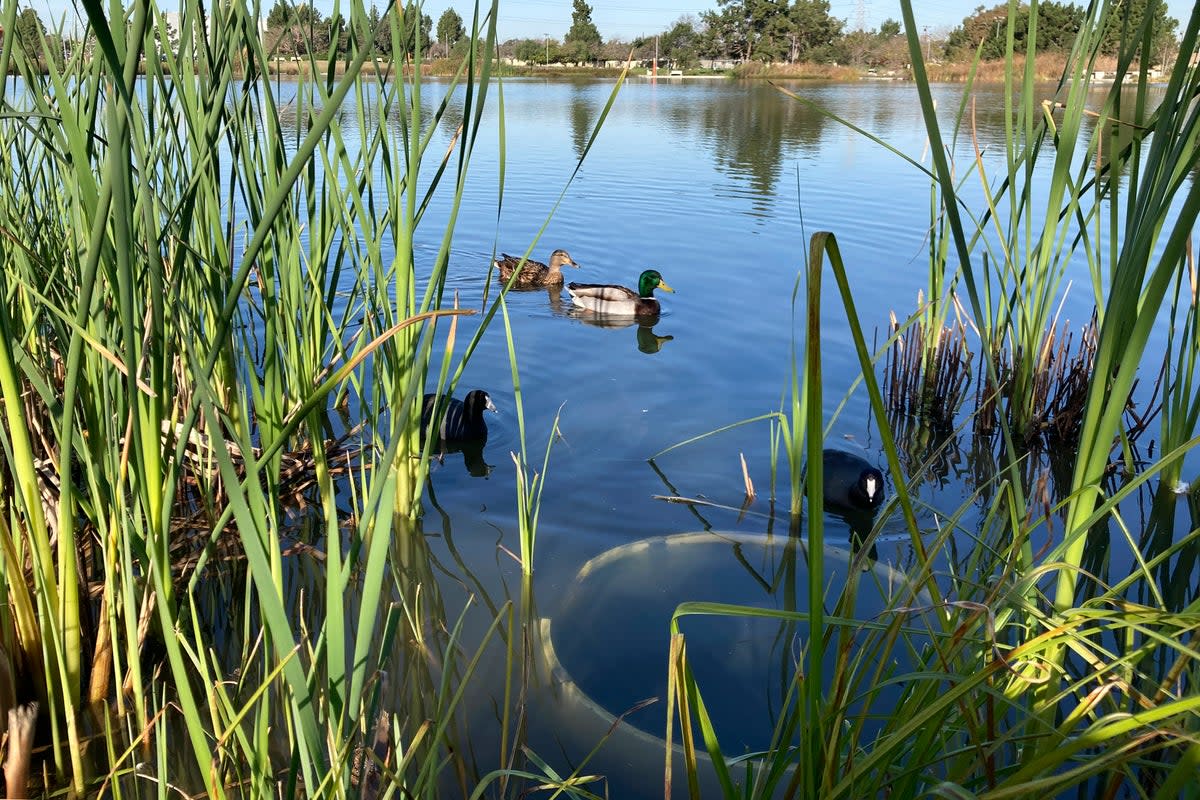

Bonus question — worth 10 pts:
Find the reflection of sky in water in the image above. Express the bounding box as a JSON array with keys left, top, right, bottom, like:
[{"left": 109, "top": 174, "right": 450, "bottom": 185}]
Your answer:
[
  {"left": 231, "top": 74, "right": 1194, "bottom": 558},
  {"left": 245, "top": 77, "right": 1190, "bottom": 463},
  {"left": 191, "top": 75, "right": 1198, "bottom": 794}
]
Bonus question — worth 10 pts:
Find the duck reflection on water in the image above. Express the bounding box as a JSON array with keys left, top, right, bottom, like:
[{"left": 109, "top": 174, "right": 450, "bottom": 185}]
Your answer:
[
  {"left": 440, "top": 439, "right": 492, "bottom": 478},
  {"left": 568, "top": 308, "right": 674, "bottom": 354}
]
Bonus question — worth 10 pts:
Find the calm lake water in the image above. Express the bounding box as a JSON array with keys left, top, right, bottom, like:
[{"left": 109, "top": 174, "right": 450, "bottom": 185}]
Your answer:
[{"left": 287, "top": 77, "right": 1191, "bottom": 794}]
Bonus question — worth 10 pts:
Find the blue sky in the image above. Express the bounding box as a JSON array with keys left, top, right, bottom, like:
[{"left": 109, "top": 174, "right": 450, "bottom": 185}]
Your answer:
[
  {"left": 436, "top": 0, "right": 1194, "bottom": 41},
  {"left": 28, "top": 0, "right": 1197, "bottom": 43}
]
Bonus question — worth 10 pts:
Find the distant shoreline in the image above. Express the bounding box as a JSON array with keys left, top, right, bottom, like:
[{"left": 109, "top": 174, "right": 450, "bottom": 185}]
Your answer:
[{"left": 90, "top": 53, "right": 1143, "bottom": 86}]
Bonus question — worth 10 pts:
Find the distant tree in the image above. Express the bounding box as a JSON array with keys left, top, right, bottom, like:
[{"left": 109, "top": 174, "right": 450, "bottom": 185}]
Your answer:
[
  {"left": 789, "top": 0, "right": 843, "bottom": 60},
  {"left": 436, "top": 8, "right": 464, "bottom": 56},
  {"left": 697, "top": 4, "right": 746, "bottom": 61},
  {"left": 946, "top": 4, "right": 1011, "bottom": 60},
  {"left": 267, "top": 0, "right": 294, "bottom": 28},
  {"left": 296, "top": 4, "right": 330, "bottom": 53},
  {"left": 940, "top": 1, "right": 1176, "bottom": 64},
  {"left": 841, "top": 18, "right": 905, "bottom": 68},
  {"left": 697, "top": 0, "right": 841, "bottom": 62},
  {"left": 660, "top": 17, "right": 700, "bottom": 68},
  {"left": 265, "top": 1, "right": 321, "bottom": 57},
  {"left": 1099, "top": 0, "right": 1177, "bottom": 60},
  {"left": 564, "top": 0, "right": 602, "bottom": 63},
  {"left": 364, "top": 5, "right": 387, "bottom": 55},
  {"left": 629, "top": 36, "right": 656, "bottom": 60},
  {"left": 513, "top": 37, "right": 556, "bottom": 63},
  {"left": 398, "top": 4, "right": 433, "bottom": 56},
  {"left": 841, "top": 29, "right": 873, "bottom": 65},
  {"left": 13, "top": 8, "right": 46, "bottom": 63},
  {"left": 510, "top": 38, "right": 532, "bottom": 62},
  {"left": 879, "top": 18, "right": 902, "bottom": 38},
  {"left": 760, "top": 0, "right": 797, "bottom": 62},
  {"left": 698, "top": 0, "right": 775, "bottom": 61},
  {"left": 1035, "top": 1, "right": 1087, "bottom": 51},
  {"left": 267, "top": 4, "right": 330, "bottom": 56},
  {"left": 946, "top": 3, "right": 1087, "bottom": 60},
  {"left": 874, "top": 21, "right": 910, "bottom": 69},
  {"left": 600, "top": 38, "right": 634, "bottom": 62}
]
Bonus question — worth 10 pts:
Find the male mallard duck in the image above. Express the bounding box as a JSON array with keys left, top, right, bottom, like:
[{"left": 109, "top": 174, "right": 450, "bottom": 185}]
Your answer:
[
  {"left": 421, "top": 389, "right": 497, "bottom": 442},
  {"left": 819, "top": 449, "right": 885, "bottom": 512},
  {"left": 567, "top": 269, "right": 674, "bottom": 316},
  {"left": 495, "top": 249, "right": 580, "bottom": 288}
]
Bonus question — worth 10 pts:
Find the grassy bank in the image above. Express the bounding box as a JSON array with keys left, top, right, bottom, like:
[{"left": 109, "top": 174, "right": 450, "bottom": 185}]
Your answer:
[
  {"left": 732, "top": 61, "right": 865, "bottom": 81},
  {"left": 261, "top": 56, "right": 628, "bottom": 78},
  {"left": 117, "top": 52, "right": 1143, "bottom": 84}
]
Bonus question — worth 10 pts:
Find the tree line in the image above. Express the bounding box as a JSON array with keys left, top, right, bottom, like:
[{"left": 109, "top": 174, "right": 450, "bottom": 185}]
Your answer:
[
  {"left": 508, "top": 0, "right": 1178, "bottom": 70},
  {"left": 5, "top": 0, "right": 1180, "bottom": 73}
]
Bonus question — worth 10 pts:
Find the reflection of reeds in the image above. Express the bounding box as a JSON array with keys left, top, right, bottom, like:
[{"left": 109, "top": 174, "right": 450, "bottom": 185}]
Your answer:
[{"left": 973, "top": 314, "right": 1105, "bottom": 448}]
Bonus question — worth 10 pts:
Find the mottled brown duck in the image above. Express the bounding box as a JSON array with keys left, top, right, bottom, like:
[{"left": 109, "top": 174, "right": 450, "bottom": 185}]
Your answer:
[{"left": 495, "top": 249, "right": 580, "bottom": 288}]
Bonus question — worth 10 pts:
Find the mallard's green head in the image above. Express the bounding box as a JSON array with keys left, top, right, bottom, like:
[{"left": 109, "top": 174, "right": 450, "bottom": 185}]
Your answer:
[{"left": 637, "top": 270, "right": 674, "bottom": 298}]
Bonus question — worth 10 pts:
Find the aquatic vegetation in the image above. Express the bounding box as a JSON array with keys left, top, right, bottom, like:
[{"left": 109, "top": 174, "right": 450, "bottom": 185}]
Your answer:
[
  {"left": 1, "top": 0, "right": 1196, "bottom": 796},
  {"left": 884, "top": 299, "right": 974, "bottom": 433},
  {"left": 0, "top": 0, "right": 601, "bottom": 795},
  {"left": 500, "top": 294, "right": 564, "bottom": 577},
  {"left": 661, "top": 2, "right": 1200, "bottom": 798}
]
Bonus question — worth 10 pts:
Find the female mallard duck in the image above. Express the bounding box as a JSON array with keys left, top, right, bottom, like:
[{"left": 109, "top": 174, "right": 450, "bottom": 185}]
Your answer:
[
  {"left": 494, "top": 249, "right": 580, "bottom": 288},
  {"left": 421, "top": 389, "right": 497, "bottom": 442},
  {"left": 567, "top": 269, "right": 674, "bottom": 316},
  {"left": 819, "top": 449, "right": 885, "bottom": 512}
]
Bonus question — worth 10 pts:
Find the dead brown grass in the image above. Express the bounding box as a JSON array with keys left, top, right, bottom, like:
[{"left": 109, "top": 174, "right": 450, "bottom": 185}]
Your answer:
[
  {"left": 261, "top": 57, "right": 624, "bottom": 79},
  {"left": 926, "top": 53, "right": 1123, "bottom": 83},
  {"left": 265, "top": 57, "right": 420, "bottom": 77},
  {"left": 733, "top": 61, "right": 862, "bottom": 81},
  {"left": 167, "top": 52, "right": 1134, "bottom": 84}
]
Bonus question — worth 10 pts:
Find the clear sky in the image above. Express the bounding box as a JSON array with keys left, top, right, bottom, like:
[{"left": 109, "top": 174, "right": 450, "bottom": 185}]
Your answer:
[
  {"left": 27, "top": 0, "right": 1198, "bottom": 44},
  {"left": 438, "top": 0, "right": 1196, "bottom": 42}
]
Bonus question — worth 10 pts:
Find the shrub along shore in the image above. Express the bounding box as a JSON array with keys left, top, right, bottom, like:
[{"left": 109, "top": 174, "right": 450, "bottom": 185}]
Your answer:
[{"left": 129, "top": 51, "right": 1130, "bottom": 83}]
